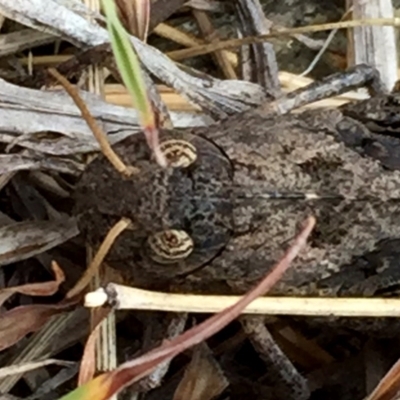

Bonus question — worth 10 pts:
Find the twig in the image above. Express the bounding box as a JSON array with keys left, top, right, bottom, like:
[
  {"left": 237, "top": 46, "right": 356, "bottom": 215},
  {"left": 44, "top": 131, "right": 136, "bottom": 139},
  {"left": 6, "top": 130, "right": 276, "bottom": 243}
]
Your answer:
[
  {"left": 47, "top": 68, "right": 138, "bottom": 177},
  {"left": 136, "top": 314, "right": 187, "bottom": 392},
  {"left": 85, "top": 285, "right": 400, "bottom": 318},
  {"left": 235, "top": 0, "right": 281, "bottom": 97},
  {"left": 241, "top": 316, "right": 309, "bottom": 399}
]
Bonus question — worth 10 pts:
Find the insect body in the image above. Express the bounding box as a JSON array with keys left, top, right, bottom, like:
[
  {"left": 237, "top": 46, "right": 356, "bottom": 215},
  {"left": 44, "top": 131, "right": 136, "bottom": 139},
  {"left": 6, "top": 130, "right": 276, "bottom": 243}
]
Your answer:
[{"left": 74, "top": 106, "right": 400, "bottom": 296}]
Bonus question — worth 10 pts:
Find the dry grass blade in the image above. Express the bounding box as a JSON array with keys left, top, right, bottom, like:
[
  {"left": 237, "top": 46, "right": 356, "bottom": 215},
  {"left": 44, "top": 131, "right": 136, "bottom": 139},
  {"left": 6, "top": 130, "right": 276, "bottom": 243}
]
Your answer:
[
  {"left": 0, "top": 218, "right": 78, "bottom": 266},
  {"left": 0, "top": 153, "right": 84, "bottom": 175},
  {"left": 192, "top": 9, "right": 237, "bottom": 80},
  {"left": 300, "top": 7, "right": 353, "bottom": 77},
  {"left": 366, "top": 357, "right": 400, "bottom": 400},
  {"left": 168, "top": 18, "right": 400, "bottom": 60},
  {"left": 0, "top": 301, "right": 77, "bottom": 352},
  {"left": 0, "top": 360, "right": 75, "bottom": 379},
  {"left": 0, "top": 309, "right": 89, "bottom": 394},
  {"left": 115, "top": 0, "right": 150, "bottom": 40},
  {"left": 79, "top": 308, "right": 112, "bottom": 386},
  {"left": 47, "top": 68, "right": 138, "bottom": 176},
  {"left": 66, "top": 217, "right": 132, "bottom": 299},
  {"left": 155, "top": 23, "right": 238, "bottom": 66}
]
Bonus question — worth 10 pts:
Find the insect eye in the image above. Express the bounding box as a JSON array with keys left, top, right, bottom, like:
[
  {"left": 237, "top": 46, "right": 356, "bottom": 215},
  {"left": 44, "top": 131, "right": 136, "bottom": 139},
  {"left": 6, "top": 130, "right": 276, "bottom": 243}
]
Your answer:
[
  {"left": 159, "top": 140, "right": 197, "bottom": 168},
  {"left": 147, "top": 229, "right": 194, "bottom": 264}
]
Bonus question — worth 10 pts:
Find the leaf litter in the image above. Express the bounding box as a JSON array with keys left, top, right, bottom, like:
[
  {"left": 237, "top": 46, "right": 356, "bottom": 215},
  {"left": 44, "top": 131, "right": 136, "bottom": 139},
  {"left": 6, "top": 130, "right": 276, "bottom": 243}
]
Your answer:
[
  {"left": 0, "top": 0, "right": 267, "bottom": 118},
  {"left": 0, "top": 1, "right": 399, "bottom": 399},
  {"left": 0, "top": 218, "right": 78, "bottom": 266}
]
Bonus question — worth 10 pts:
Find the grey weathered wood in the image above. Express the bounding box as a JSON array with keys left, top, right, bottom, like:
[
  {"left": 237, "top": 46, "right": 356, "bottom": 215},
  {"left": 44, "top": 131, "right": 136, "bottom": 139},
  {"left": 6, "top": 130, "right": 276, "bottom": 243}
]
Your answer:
[{"left": 347, "top": 0, "right": 398, "bottom": 92}]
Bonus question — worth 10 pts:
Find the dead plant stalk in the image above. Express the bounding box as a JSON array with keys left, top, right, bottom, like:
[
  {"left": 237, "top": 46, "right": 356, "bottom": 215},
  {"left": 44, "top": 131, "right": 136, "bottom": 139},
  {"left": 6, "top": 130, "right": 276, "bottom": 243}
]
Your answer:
[
  {"left": 86, "top": 285, "right": 400, "bottom": 318},
  {"left": 47, "top": 68, "right": 138, "bottom": 176}
]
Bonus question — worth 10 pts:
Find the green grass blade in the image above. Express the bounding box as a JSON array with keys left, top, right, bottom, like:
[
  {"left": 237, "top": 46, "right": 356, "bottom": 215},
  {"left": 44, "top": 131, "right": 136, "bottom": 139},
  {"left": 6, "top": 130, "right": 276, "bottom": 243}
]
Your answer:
[{"left": 101, "top": 0, "right": 166, "bottom": 166}]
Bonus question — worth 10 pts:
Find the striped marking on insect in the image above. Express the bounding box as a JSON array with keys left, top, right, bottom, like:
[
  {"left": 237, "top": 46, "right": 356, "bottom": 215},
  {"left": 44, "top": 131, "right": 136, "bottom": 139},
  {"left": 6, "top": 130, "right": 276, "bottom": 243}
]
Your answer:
[
  {"left": 148, "top": 229, "right": 194, "bottom": 264},
  {"left": 159, "top": 139, "right": 197, "bottom": 168}
]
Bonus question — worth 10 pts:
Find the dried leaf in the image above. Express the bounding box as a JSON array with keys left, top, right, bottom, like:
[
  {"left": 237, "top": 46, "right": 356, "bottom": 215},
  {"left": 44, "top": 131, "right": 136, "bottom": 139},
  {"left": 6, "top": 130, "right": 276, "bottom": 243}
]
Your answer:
[
  {"left": 66, "top": 218, "right": 131, "bottom": 299},
  {"left": 115, "top": 0, "right": 150, "bottom": 41},
  {"left": 0, "top": 218, "right": 79, "bottom": 266},
  {"left": 0, "top": 261, "right": 65, "bottom": 307},
  {"left": 173, "top": 343, "right": 228, "bottom": 400},
  {"left": 29, "top": 171, "right": 71, "bottom": 198},
  {"left": 0, "top": 301, "right": 76, "bottom": 351}
]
